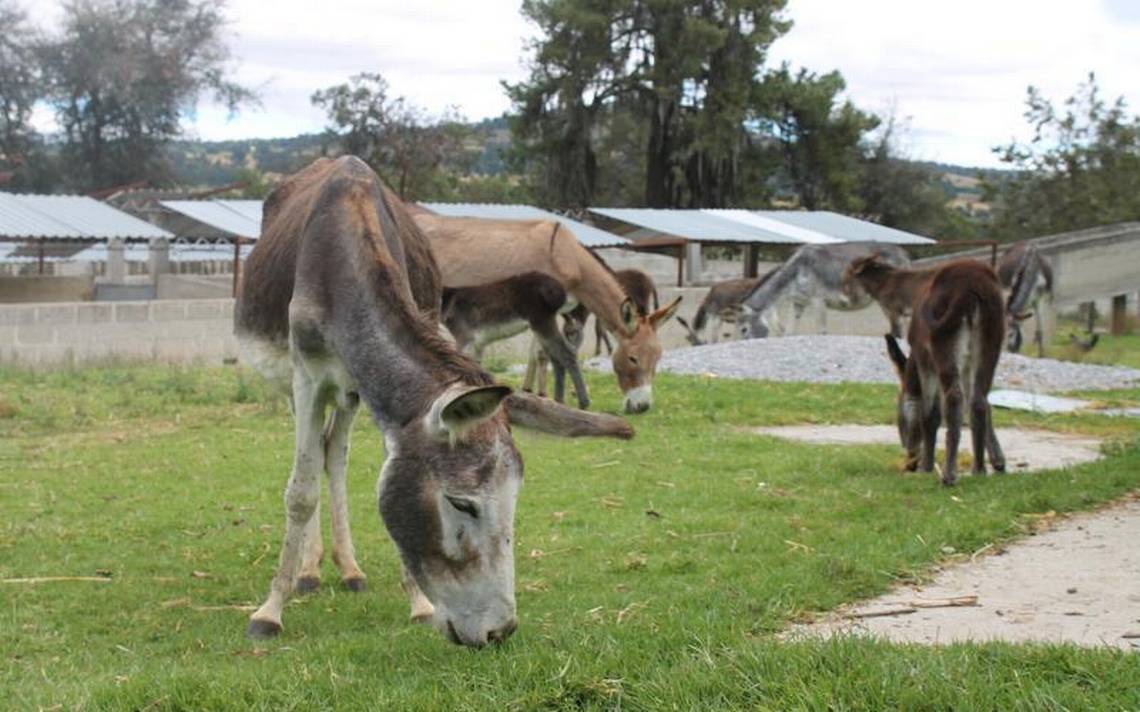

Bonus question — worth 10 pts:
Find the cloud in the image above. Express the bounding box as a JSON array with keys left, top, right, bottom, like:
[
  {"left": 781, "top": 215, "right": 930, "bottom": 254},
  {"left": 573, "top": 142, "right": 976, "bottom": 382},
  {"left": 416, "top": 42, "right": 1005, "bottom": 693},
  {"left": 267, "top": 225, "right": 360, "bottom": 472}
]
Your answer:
[{"left": 26, "top": 0, "right": 1140, "bottom": 167}]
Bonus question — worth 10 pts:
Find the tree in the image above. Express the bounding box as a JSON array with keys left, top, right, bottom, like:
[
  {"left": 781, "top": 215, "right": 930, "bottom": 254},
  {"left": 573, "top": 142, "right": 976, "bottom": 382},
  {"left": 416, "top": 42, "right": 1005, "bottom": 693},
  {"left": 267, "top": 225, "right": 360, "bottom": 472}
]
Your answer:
[
  {"left": 507, "top": 0, "right": 790, "bottom": 208},
  {"left": 40, "top": 0, "right": 256, "bottom": 192},
  {"left": 0, "top": 0, "right": 44, "bottom": 188},
  {"left": 312, "top": 73, "right": 468, "bottom": 200},
  {"left": 984, "top": 73, "right": 1140, "bottom": 240},
  {"left": 856, "top": 114, "right": 964, "bottom": 238},
  {"left": 753, "top": 65, "right": 878, "bottom": 212}
]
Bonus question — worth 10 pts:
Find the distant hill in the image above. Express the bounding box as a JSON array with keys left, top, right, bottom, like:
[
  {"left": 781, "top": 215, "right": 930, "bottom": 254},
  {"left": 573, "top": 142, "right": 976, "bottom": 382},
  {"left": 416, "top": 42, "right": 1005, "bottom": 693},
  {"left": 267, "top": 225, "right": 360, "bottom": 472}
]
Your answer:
[
  {"left": 165, "top": 115, "right": 514, "bottom": 189},
  {"left": 164, "top": 119, "right": 1005, "bottom": 217}
]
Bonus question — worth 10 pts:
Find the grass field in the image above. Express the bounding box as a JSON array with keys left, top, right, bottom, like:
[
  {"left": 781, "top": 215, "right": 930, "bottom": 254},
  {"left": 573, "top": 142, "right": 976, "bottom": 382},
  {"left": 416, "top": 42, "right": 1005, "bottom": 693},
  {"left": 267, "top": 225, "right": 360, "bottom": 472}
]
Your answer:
[{"left": 2, "top": 365, "right": 1139, "bottom": 710}]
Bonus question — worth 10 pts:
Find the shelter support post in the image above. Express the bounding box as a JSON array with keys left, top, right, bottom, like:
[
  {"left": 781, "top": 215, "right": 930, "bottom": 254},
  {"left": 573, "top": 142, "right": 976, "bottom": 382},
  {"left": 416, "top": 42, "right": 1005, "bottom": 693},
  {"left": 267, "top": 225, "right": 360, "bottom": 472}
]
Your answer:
[
  {"left": 743, "top": 244, "right": 760, "bottom": 278},
  {"left": 107, "top": 238, "right": 126, "bottom": 283},
  {"left": 684, "top": 242, "right": 702, "bottom": 285},
  {"left": 37, "top": 238, "right": 45, "bottom": 275},
  {"left": 1111, "top": 295, "right": 1128, "bottom": 335},
  {"left": 232, "top": 237, "right": 242, "bottom": 297},
  {"left": 148, "top": 237, "right": 170, "bottom": 284},
  {"left": 675, "top": 246, "right": 683, "bottom": 287}
]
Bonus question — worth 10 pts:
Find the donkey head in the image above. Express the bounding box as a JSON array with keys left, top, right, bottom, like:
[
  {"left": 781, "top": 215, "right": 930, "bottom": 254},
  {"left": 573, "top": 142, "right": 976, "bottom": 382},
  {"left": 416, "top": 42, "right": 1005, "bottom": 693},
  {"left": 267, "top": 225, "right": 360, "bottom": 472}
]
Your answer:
[
  {"left": 884, "top": 334, "right": 922, "bottom": 470},
  {"left": 612, "top": 296, "right": 682, "bottom": 413},
  {"left": 842, "top": 255, "right": 885, "bottom": 302},
  {"left": 379, "top": 383, "right": 521, "bottom": 648}
]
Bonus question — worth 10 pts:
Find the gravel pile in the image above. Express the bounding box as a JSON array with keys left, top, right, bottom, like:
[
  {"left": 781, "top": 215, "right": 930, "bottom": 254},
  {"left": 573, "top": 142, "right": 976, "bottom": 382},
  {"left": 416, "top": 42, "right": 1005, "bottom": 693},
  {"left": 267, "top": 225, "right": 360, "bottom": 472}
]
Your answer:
[{"left": 586, "top": 335, "right": 1140, "bottom": 393}]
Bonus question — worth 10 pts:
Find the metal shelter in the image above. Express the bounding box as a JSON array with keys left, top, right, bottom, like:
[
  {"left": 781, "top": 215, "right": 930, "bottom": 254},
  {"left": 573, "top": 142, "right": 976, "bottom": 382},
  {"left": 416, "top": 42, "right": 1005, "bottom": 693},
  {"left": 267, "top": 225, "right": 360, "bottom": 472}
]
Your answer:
[
  {"left": 589, "top": 207, "right": 935, "bottom": 281},
  {"left": 0, "top": 192, "right": 174, "bottom": 273},
  {"left": 420, "top": 203, "right": 630, "bottom": 249}
]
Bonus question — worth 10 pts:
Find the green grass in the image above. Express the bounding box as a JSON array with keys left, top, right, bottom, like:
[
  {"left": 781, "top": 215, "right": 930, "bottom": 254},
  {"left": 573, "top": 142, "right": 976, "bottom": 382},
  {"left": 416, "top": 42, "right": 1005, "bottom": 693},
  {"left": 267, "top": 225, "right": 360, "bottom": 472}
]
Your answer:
[
  {"left": 2, "top": 365, "right": 1139, "bottom": 710},
  {"left": 1043, "top": 316, "right": 1140, "bottom": 370}
]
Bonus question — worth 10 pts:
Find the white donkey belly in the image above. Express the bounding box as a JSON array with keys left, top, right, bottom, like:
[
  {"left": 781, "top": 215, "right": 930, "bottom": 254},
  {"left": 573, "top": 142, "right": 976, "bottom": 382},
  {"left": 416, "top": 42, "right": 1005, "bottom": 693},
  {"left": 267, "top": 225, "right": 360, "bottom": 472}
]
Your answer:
[{"left": 238, "top": 331, "right": 356, "bottom": 407}]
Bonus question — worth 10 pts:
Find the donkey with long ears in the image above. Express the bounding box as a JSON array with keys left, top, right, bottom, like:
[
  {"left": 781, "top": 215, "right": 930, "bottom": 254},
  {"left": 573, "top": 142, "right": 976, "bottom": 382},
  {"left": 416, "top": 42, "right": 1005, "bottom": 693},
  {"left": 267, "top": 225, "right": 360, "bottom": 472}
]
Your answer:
[
  {"left": 677, "top": 272, "right": 775, "bottom": 345},
  {"left": 882, "top": 260, "right": 1007, "bottom": 486},
  {"left": 414, "top": 213, "right": 681, "bottom": 413},
  {"left": 236, "top": 157, "right": 633, "bottom": 647},
  {"left": 584, "top": 268, "right": 659, "bottom": 355},
  {"left": 741, "top": 243, "right": 911, "bottom": 338},
  {"left": 997, "top": 241, "right": 1053, "bottom": 355},
  {"left": 442, "top": 272, "right": 591, "bottom": 409}
]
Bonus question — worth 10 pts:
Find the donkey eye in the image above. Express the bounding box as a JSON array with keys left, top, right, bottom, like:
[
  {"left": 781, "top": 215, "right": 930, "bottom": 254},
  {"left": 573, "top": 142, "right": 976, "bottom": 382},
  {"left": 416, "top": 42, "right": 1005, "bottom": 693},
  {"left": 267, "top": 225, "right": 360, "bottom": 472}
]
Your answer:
[
  {"left": 445, "top": 495, "right": 480, "bottom": 519},
  {"left": 628, "top": 356, "right": 639, "bottom": 365}
]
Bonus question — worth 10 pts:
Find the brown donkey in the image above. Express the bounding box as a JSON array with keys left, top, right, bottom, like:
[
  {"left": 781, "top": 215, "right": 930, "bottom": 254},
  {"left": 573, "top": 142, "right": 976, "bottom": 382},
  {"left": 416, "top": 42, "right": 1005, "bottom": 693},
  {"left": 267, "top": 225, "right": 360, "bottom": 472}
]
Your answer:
[
  {"left": 236, "top": 157, "right": 633, "bottom": 647},
  {"left": 442, "top": 272, "right": 591, "bottom": 409},
  {"left": 843, "top": 256, "right": 940, "bottom": 337},
  {"left": 584, "top": 268, "right": 659, "bottom": 355},
  {"left": 416, "top": 213, "right": 681, "bottom": 413},
  {"left": 882, "top": 260, "right": 1007, "bottom": 486}
]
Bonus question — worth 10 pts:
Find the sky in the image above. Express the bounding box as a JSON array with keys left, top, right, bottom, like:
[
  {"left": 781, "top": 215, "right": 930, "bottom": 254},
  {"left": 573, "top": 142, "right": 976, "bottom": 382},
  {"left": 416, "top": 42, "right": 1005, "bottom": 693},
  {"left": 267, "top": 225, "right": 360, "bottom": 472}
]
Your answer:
[{"left": 25, "top": 0, "right": 1140, "bottom": 168}]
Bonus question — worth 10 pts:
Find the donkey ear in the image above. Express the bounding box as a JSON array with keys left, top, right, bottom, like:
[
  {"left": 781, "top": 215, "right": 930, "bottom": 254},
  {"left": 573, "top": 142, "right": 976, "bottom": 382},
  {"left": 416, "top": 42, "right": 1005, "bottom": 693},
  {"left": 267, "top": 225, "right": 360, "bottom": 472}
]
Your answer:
[
  {"left": 620, "top": 298, "right": 638, "bottom": 335},
  {"left": 504, "top": 392, "right": 634, "bottom": 439},
  {"left": 428, "top": 384, "right": 512, "bottom": 440},
  {"left": 884, "top": 334, "right": 907, "bottom": 380},
  {"left": 648, "top": 295, "right": 683, "bottom": 328}
]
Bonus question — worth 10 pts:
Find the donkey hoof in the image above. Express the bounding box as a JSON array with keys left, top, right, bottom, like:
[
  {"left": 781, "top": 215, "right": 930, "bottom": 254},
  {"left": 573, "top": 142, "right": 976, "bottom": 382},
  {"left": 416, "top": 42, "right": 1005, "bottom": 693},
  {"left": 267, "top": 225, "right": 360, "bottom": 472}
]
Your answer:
[
  {"left": 342, "top": 576, "right": 367, "bottom": 592},
  {"left": 294, "top": 576, "right": 320, "bottom": 594},
  {"left": 993, "top": 463, "right": 1007, "bottom": 474},
  {"left": 577, "top": 399, "right": 591, "bottom": 411},
  {"left": 941, "top": 476, "right": 957, "bottom": 487},
  {"left": 247, "top": 618, "right": 282, "bottom": 639}
]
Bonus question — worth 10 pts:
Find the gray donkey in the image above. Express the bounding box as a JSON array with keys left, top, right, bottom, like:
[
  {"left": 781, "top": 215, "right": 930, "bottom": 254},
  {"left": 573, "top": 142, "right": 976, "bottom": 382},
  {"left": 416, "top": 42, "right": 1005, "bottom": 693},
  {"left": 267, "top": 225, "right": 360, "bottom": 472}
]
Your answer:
[
  {"left": 997, "top": 241, "right": 1053, "bottom": 355},
  {"left": 741, "top": 242, "right": 911, "bottom": 338}
]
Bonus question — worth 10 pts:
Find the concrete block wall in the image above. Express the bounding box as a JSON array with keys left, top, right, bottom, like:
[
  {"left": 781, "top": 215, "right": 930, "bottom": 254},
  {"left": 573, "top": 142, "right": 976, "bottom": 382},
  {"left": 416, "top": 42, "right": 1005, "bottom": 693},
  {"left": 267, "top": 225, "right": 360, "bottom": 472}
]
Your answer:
[{"left": 0, "top": 299, "right": 238, "bottom": 367}]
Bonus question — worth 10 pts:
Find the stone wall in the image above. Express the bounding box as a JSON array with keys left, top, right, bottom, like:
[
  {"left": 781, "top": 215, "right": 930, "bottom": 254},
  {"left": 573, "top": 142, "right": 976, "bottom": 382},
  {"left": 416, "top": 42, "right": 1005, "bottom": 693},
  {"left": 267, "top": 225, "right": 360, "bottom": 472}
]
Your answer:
[{"left": 0, "top": 299, "right": 237, "bottom": 367}]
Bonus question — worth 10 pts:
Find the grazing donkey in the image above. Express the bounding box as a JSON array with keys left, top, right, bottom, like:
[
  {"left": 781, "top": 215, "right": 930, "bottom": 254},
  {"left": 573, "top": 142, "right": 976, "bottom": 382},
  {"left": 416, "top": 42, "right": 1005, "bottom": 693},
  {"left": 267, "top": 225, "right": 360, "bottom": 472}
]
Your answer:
[
  {"left": 997, "top": 241, "right": 1053, "bottom": 355},
  {"left": 677, "top": 273, "right": 775, "bottom": 345},
  {"left": 741, "top": 243, "right": 911, "bottom": 338},
  {"left": 442, "top": 272, "right": 591, "bottom": 409},
  {"left": 882, "top": 260, "right": 1007, "bottom": 486},
  {"left": 236, "top": 157, "right": 633, "bottom": 647},
  {"left": 415, "top": 213, "right": 681, "bottom": 413},
  {"left": 587, "top": 268, "right": 659, "bottom": 355}
]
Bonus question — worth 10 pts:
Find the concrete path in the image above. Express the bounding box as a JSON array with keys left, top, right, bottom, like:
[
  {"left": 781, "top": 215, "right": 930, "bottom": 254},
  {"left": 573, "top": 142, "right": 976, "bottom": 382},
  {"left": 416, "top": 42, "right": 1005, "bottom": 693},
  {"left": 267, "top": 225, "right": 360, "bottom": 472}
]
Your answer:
[{"left": 788, "top": 497, "right": 1140, "bottom": 650}]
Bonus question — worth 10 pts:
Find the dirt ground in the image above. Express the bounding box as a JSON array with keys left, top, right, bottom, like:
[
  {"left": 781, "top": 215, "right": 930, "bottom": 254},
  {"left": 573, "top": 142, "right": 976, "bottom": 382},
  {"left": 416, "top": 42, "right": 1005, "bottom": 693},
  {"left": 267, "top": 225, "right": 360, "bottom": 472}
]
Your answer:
[
  {"left": 758, "top": 425, "right": 1139, "bottom": 650},
  {"left": 753, "top": 425, "right": 1104, "bottom": 472}
]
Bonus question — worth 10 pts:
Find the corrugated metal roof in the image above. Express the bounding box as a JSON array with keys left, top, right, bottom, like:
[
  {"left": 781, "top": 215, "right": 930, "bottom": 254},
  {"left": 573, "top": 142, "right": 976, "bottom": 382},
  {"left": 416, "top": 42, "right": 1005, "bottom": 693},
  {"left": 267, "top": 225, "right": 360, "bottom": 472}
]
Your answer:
[
  {"left": 590, "top": 207, "right": 782, "bottom": 243},
  {"left": 0, "top": 192, "right": 172, "bottom": 240},
  {"left": 753, "top": 211, "right": 935, "bottom": 245},
  {"left": 703, "top": 210, "right": 843, "bottom": 244},
  {"left": 589, "top": 208, "right": 936, "bottom": 245},
  {"left": 160, "top": 200, "right": 263, "bottom": 238},
  {"left": 421, "top": 203, "right": 630, "bottom": 248}
]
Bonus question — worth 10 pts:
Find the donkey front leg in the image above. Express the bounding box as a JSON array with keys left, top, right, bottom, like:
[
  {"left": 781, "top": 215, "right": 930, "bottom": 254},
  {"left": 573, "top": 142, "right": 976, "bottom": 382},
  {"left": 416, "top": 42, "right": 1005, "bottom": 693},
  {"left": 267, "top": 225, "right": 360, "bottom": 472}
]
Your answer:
[
  {"left": 325, "top": 397, "right": 366, "bottom": 591},
  {"left": 295, "top": 498, "right": 323, "bottom": 593},
  {"left": 249, "top": 370, "right": 327, "bottom": 638}
]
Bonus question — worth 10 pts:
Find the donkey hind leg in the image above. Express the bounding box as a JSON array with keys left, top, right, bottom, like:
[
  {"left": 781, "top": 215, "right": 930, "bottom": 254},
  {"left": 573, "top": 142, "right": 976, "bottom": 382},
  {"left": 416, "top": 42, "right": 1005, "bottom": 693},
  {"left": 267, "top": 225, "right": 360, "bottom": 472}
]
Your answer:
[
  {"left": 968, "top": 396, "right": 990, "bottom": 476},
  {"left": 984, "top": 402, "right": 1006, "bottom": 472},
  {"left": 325, "top": 396, "right": 366, "bottom": 590},
  {"left": 535, "top": 320, "right": 590, "bottom": 409},
  {"left": 402, "top": 564, "right": 434, "bottom": 624},
  {"left": 939, "top": 379, "right": 964, "bottom": 487},
  {"left": 522, "top": 337, "right": 541, "bottom": 393},
  {"left": 249, "top": 367, "right": 328, "bottom": 638},
  {"left": 919, "top": 394, "right": 940, "bottom": 473}
]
